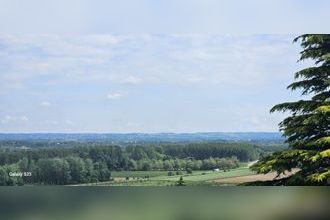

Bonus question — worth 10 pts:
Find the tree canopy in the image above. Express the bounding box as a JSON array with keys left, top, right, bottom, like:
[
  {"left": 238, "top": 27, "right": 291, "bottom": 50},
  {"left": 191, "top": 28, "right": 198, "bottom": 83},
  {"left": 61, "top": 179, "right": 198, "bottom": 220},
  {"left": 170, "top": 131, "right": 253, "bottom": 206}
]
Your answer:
[{"left": 252, "top": 34, "right": 330, "bottom": 185}]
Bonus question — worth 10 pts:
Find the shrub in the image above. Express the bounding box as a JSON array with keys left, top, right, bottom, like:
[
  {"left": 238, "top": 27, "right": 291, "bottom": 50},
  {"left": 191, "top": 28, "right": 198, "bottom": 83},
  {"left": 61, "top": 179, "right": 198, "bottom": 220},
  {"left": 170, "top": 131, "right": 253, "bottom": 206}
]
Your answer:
[
  {"left": 176, "top": 170, "right": 183, "bottom": 175},
  {"left": 186, "top": 168, "right": 193, "bottom": 174}
]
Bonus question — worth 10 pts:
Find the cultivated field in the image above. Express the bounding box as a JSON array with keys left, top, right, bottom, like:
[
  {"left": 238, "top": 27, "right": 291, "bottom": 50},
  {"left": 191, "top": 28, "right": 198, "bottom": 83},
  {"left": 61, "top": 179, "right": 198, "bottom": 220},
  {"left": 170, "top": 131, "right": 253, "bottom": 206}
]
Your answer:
[
  {"left": 82, "top": 167, "right": 255, "bottom": 186},
  {"left": 79, "top": 166, "right": 299, "bottom": 186}
]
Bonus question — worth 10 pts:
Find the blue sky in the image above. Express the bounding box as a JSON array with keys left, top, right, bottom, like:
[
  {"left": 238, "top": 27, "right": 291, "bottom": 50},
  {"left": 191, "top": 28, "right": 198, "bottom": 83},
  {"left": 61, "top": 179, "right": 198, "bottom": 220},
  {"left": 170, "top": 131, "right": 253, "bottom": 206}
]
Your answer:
[
  {"left": 0, "top": 34, "right": 309, "bottom": 132},
  {"left": 0, "top": 0, "right": 329, "bottom": 34},
  {"left": 0, "top": 1, "right": 329, "bottom": 133}
]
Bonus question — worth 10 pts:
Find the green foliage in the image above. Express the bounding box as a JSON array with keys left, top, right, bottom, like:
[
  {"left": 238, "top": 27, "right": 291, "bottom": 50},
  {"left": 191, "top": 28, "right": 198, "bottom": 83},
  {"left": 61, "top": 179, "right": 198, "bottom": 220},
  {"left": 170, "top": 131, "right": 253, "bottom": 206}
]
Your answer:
[
  {"left": 163, "top": 142, "right": 258, "bottom": 162},
  {"left": 66, "top": 156, "right": 89, "bottom": 183},
  {"left": 0, "top": 166, "right": 9, "bottom": 185},
  {"left": 186, "top": 167, "right": 193, "bottom": 174},
  {"left": 252, "top": 34, "right": 330, "bottom": 185},
  {"left": 0, "top": 140, "right": 272, "bottom": 185},
  {"left": 167, "top": 171, "right": 174, "bottom": 176},
  {"left": 93, "top": 161, "right": 111, "bottom": 182},
  {"left": 36, "top": 158, "right": 71, "bottom": 185},
  {"left": 176, "top": 170, "right": 183, "bottom": 175}
]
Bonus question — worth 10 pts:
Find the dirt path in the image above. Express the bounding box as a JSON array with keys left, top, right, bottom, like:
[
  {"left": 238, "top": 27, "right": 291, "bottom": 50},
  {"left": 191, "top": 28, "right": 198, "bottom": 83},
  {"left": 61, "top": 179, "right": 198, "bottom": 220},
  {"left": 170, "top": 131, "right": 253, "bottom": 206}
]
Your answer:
[{"left": 211, "top": 168, "right": 299, "bottom": 185}]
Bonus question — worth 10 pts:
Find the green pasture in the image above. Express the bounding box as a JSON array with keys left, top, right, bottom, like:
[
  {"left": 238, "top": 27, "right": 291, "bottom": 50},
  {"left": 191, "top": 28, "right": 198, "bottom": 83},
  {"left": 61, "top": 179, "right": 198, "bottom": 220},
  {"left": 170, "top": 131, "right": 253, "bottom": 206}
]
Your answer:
[
  {"left": 152, "top": 167, "right": 253, "bottom": 182},
  {"left": 111, "top": 170, "right": 169, "bottom": 178},
  {"left": 91, "top": 166, "right": 254, "bottom": 186}
]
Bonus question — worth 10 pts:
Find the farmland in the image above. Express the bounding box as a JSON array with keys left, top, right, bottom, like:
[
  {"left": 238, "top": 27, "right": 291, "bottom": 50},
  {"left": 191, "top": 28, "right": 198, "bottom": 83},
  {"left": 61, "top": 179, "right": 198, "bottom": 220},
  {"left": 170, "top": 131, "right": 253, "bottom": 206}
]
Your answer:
[
  {"left": 81, "top": 166, "right": 300, "bottom": 186},
  {"left": 81, "top": 166, "right": 255, "bottom": 186}
]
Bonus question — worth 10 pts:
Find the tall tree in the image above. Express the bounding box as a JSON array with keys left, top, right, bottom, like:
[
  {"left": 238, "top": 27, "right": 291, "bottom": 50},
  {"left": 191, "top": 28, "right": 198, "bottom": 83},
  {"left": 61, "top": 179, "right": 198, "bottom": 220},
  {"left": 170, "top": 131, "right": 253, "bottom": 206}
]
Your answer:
[{"left": 252, "top": 34, "right": 330, "bottom": 185}]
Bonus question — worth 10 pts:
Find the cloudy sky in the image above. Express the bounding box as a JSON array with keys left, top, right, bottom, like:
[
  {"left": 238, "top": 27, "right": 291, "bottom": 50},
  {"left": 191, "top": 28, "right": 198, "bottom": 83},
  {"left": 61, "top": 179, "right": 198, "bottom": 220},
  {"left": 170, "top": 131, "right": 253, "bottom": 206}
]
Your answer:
[
  {"left": 0, "top": 0, "right": 328, "bottom": 133},
  {"left": 0, "top": 34, "right": 308, "bottom": 132}
]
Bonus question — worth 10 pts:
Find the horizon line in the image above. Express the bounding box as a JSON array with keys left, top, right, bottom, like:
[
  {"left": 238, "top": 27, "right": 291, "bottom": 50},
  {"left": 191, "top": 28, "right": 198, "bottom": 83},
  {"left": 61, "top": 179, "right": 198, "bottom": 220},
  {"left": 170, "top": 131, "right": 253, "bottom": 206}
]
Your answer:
[{"left": 0, "top": 131, "right": 281, "bottom": 134}]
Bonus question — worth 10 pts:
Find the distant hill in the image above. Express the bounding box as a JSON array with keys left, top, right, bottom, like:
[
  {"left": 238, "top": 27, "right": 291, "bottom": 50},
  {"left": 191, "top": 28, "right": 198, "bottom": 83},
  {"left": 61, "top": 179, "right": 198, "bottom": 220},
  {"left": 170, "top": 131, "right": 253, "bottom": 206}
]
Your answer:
[{"left": 0, "top": 132, "right": 284, "bottom": 143}]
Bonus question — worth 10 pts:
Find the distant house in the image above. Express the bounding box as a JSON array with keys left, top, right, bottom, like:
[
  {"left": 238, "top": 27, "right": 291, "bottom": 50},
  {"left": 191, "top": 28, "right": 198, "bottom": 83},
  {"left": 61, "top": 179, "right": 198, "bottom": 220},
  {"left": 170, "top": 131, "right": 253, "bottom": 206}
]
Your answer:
[
  {"left": 20, "top": 145, "right": 29, "bottom": 150},
  {"left": 186, "top": 157, "right": 195, "bottom": 160},
  {"left": 213, "top": 168, "right": 220, "bottom": 172}
]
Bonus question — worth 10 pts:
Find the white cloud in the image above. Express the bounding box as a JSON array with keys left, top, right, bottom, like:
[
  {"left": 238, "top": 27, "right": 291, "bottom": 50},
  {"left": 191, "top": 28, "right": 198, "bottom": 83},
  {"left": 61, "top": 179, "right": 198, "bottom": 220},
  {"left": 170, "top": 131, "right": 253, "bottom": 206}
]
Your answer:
[
  {"left": 64, "top": 120, "right": 75, "bottom": 126},
  {"left": 40, "top": 101, "right": 51, "bottom": 107},
  {"left": 122, "top": 75, "right": 142, "bottom": 84},
  {"left": 1, "top": 115, "right": 29, "bottom": 124},
  {"left": 44, "top": 120, "right": 58, "bottom": 125},
  {"left": 0, "top": 34, "right": 297, "bottom": 90},
  {"left": 107, "top": 92, "right": 122, "bottom": 100},
  {"left": 20, "top": 116, "right": 29, "bottom": 121},
  {"left": 83, "top": 35, "right": 122, "bottom": 45}
]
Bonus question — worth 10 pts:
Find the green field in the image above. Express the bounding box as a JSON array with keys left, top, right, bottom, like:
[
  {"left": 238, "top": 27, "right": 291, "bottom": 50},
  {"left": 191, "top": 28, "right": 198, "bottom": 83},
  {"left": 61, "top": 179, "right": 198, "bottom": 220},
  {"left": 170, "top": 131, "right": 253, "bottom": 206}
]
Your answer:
[
  {"left": 152, "top": 167, "right": 252, "bottom": 182},
  {"left": 86, "top": 166, "right": 254, "bottom": 186},
  {"left": 111, "top": 170, "right": 169, "bottom": 178}
]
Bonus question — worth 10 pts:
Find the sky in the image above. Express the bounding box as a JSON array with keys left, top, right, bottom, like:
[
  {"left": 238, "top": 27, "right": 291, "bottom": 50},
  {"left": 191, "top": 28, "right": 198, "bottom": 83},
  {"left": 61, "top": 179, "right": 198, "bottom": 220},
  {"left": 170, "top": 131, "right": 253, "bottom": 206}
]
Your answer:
[
  {"left": 0, "top": 1, "right": 329, "bottom": 133},
  {"left": 1, "top": 0, "right": 329, "bottom": 34}
]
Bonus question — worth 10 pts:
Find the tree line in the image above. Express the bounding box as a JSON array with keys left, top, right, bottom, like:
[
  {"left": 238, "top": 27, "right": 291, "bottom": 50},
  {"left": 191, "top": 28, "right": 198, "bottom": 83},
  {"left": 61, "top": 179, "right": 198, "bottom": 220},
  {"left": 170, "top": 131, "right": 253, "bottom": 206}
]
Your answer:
[{"left": 0, "top": 142, "right": 258, "bottom": 185}]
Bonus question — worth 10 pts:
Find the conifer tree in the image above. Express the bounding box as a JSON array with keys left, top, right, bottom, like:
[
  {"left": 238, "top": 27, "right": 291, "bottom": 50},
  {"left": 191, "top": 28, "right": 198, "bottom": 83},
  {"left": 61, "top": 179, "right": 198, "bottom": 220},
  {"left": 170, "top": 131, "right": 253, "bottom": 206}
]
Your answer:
[{"left": 252, "top": 34, "right": 330, "bottom": 185}]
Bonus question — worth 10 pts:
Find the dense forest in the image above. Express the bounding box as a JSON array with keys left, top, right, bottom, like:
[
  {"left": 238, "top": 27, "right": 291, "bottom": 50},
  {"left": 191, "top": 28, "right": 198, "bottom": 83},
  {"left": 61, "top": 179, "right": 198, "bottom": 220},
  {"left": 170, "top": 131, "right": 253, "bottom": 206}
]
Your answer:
[{"left": 0, "top": 141, "right": 282, "bottom": 185}]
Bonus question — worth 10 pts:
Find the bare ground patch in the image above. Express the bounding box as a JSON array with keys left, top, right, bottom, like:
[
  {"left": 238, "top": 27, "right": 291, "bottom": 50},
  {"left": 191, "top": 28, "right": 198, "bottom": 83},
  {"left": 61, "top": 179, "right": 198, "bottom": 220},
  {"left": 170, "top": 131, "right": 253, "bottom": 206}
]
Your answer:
[{"left": 210, "top": 168, "right": 300, "bottom": 185}]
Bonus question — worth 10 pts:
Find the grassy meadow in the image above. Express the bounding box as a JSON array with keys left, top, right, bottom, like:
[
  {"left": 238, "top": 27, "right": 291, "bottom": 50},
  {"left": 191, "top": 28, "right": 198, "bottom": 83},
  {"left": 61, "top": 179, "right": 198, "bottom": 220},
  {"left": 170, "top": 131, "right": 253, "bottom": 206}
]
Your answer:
[{"left": 81, "top": 166, "right": 254, "bottom": 186}]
